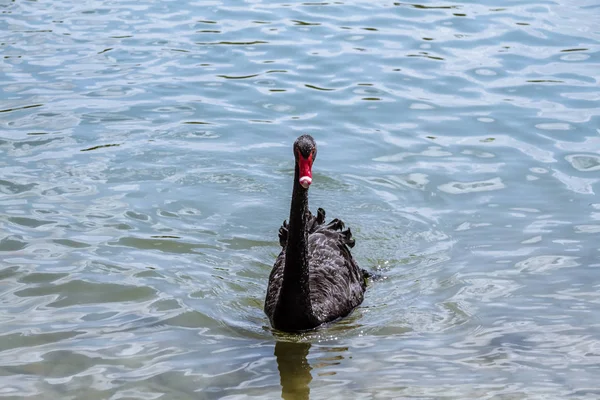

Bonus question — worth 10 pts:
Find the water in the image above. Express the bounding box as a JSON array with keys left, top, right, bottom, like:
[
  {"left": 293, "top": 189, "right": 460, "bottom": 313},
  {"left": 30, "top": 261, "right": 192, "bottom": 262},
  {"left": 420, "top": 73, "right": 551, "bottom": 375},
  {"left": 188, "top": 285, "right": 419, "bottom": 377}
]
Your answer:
[{"left": 1, "top": 0, "right": 599, "bottom": 398}]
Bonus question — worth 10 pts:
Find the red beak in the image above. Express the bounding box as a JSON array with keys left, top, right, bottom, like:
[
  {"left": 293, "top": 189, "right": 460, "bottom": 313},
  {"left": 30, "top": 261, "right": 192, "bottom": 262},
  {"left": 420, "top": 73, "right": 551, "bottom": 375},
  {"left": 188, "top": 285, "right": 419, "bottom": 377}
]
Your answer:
[{"left": 298, "top": 151, "right": 313, "bottom": 189}]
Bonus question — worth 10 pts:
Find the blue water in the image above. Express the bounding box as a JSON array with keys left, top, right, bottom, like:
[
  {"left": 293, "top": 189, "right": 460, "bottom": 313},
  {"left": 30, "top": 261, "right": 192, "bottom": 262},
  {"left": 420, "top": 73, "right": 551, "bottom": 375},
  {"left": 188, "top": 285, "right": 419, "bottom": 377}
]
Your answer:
[{"left": 1, "top": 0, "right": 600, "bottom": 398}]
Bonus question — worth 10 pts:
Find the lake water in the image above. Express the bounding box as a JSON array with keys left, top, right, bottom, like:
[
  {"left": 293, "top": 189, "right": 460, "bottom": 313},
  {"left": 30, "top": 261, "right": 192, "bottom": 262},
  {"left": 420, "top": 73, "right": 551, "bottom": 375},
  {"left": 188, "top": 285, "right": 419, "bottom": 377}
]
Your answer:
[{"left": 1, "top": 0, "right": 600, "bottom": 398}]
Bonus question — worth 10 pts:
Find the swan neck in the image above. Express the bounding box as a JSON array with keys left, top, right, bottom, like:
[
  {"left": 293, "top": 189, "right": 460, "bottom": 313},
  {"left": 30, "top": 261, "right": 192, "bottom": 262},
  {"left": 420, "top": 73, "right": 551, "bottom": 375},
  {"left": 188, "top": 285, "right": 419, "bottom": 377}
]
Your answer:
[{"left": 279, "top": 164, "right": 312, "bottom": 315}]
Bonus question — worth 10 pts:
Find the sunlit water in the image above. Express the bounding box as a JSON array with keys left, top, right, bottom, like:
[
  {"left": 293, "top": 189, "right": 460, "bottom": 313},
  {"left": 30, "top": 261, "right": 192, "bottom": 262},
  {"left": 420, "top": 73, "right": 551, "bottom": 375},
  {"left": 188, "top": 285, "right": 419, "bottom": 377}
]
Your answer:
[{"left": 1, "top": 0, "right": 600, "bottom": 398}]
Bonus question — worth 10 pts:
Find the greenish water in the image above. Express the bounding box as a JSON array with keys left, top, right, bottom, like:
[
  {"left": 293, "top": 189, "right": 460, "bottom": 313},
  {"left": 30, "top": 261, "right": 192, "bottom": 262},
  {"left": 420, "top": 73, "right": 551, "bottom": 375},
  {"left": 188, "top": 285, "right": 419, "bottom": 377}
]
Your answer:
[{"left": 1, "top": 0, "right": 599, "bottom": 398}]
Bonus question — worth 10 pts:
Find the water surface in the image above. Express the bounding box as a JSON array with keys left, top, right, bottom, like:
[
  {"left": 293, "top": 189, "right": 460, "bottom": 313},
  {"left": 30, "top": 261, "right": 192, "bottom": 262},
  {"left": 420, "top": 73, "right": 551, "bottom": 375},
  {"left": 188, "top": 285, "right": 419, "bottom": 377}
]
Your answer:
[{"left": 1, "top": 0, "right": 600, "bottom": 398}]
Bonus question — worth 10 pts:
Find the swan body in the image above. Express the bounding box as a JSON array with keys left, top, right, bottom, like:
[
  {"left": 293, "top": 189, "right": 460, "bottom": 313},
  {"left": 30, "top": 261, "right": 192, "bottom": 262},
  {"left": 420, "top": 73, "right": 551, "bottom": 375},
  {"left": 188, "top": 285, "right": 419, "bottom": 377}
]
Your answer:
[{"left": 264, "top": 135, "right": 367, "bottom": 332}]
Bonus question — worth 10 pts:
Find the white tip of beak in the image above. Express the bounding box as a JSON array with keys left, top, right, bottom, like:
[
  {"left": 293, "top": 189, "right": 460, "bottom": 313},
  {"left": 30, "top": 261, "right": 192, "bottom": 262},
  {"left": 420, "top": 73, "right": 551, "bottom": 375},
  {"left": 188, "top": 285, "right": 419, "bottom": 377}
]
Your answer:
[{"left": 299, "top": 176, "right": 312, "bottom": 189}]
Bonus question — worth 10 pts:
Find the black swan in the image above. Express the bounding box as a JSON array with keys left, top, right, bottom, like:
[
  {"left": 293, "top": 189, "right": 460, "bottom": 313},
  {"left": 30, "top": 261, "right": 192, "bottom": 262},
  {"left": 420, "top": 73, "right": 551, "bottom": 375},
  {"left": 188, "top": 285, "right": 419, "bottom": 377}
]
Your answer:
[{"left": 264, "top": 134, "right": 368, "bottom": 332}]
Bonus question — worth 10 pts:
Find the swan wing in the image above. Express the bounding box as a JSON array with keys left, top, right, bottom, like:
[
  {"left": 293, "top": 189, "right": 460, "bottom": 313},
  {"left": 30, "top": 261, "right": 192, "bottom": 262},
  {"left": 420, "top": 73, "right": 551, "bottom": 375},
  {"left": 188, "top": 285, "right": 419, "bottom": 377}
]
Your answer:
[{"left": 307, "top": 213, "right": 365, "bottom": 323}]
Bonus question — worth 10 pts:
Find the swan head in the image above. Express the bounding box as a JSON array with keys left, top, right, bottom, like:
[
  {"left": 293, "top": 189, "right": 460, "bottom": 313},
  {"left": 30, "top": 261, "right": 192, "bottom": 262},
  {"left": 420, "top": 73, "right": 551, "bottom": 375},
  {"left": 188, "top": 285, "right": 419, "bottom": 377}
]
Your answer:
[{"left": 294, "top": 134, "right": 317, "bottom": 189}]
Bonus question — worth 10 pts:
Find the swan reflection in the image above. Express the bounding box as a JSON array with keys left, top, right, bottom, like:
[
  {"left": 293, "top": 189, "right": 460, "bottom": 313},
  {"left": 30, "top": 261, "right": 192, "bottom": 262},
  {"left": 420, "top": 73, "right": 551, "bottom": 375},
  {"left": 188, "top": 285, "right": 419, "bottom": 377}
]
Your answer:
[
  {"left": 275, "top": 340, "right": 312, "bottom": 400},
  {"left": 274, "top": 340, "right": 350, "bottom": 399}
]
